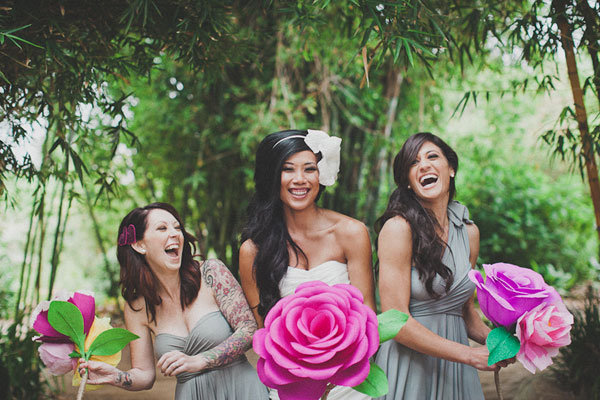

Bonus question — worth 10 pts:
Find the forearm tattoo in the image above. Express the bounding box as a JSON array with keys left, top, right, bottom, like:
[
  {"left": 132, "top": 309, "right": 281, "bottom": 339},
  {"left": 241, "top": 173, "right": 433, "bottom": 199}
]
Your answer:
[
  {"left": 201, "top": 259, "right": 257, "bottom": 369},
  {"left": 115, "top": 371, "right": 133, "bottom": 388}
]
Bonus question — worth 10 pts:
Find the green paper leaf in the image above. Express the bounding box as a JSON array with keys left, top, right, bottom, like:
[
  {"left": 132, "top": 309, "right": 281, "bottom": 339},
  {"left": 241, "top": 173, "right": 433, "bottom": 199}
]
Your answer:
[
  {"left": 87, "top": 328, "right": 139, "bottom": 357},
  {"left": 351, "top": 361, "right": 389, "bottom": 397},
  {"left": 486, "top": 327, "right": 520, "bottom": 366},
  {"left": 69, "top": 351, "right": 81, "bottom": 359},
  {"left": 377, "top": 309, "right": 409, "bottom": 343},
  {"left": 48, "top": 301, "right": 85, "bottom": 351}
]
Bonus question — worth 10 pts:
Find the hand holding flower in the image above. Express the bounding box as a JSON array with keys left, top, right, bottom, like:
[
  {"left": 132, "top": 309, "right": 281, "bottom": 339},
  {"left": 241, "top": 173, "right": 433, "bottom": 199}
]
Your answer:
[
  {"left": 468, "top": 345, "right": 498, "bottom": 371},
  {"left": 31, "top": 291, "right": 139, "bottom": 399},
  {"left": 77, "top": 359, "right": 121, "bottom": 386},
  {"left": 469, "top": 262, "right": 573, "bottom": 400}
]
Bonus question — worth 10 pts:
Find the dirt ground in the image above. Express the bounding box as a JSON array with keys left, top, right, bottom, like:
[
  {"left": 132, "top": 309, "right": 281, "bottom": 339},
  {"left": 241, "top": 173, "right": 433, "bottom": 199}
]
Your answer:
[{"left": 56, "top": 346, "right": 574, "bottom": 400}]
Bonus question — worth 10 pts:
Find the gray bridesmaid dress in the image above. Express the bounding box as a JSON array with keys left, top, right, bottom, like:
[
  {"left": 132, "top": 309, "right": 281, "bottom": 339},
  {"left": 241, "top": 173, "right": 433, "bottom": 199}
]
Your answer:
[
  {"left": 375, "top": 201, "right": 485, "bottom": 400},
  {"left": 154, "top": 311, "right": 269, "bottom": 400}
]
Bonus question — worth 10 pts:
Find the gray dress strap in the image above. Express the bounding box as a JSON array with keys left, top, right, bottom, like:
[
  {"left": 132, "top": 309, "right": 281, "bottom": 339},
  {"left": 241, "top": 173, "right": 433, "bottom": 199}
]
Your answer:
[{"left": 375, "top": 201, "right": 485, "bottom": 400}]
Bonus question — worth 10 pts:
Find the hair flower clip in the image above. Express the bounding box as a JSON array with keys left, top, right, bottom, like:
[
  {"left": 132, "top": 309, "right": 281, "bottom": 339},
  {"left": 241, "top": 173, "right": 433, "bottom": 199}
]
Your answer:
[
  {"left": 305, "top": 129, "right": 341, "bottom": 186},
  {"left": 118, "top": 224, "right": 136, "bottom": 246}
]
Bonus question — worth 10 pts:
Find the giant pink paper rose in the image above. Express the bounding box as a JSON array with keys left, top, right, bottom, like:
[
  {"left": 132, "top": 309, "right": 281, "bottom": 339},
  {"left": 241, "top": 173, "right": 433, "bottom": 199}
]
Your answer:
[
  {"left": 469, "top": 263, "right": 561, "bottom": 327},
  {"left": 253, "top": 281, "right": 379, "bottom": 400},
  {"left": 515, "top": 303, "right": 573, "bottom": 373},
  {"left": 31, "top": 290, "right": 95, "bottom": 343}
]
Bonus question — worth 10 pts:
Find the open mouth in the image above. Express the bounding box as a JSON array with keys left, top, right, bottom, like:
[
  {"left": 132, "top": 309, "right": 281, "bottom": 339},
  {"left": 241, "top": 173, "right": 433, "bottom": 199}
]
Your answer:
[
  {"left": 419, "top": 174, "right": 438, "bottom": 188},
  {"left": 165, "top": 243, "right": 180, "bottom": 258},
  {"left": 289, "top": 188, "right": 309, "bottom": 197}
]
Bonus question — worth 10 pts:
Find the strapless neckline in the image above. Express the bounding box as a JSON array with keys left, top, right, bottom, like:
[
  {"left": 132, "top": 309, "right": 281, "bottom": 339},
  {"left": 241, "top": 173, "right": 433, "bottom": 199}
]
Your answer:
[
  {"left": 287, "top": 260, "right": 346, "bottom": 272},
  {"left": 155, "top": 310, "right": 221, "bottom": 339}
]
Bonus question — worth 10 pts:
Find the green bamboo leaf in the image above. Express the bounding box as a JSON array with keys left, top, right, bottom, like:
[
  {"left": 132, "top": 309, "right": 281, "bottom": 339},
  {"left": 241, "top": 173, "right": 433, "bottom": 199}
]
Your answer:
[
  {"left": 351, "top": 361, "right": 388, "bottom": 397},
  {"left": 486, "top": 327, "right": 520, "bottom": 366},
  {"left": 377, "top": 309, "right": 409, "bottom": 343},
  {"left": 87, "top": 328, "right": 139, "bottom": 357},
  {"left": 48, "top": 301, "right": 85, "bottom": 351}
]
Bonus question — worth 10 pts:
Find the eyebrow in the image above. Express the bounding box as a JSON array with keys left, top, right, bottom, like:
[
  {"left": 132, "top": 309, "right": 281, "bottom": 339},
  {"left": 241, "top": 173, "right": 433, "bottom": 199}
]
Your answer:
[
  {"left": 283, "top": 161, "right": 317, "bottom": 166},
  {"left": 152, "top": 220, "right": 178, "bottom": 226}
]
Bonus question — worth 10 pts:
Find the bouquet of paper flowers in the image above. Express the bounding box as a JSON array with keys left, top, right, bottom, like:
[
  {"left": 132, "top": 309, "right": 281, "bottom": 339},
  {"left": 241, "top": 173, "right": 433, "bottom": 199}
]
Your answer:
[
  {"left": 31, "top": 290, "right": 138, "bottom": 400},
  {"left": 252, "top": 281, "right": 408, "bottom": 400},
  {"left": 469, "top": 263, "right": 574, "bottom": 399}
]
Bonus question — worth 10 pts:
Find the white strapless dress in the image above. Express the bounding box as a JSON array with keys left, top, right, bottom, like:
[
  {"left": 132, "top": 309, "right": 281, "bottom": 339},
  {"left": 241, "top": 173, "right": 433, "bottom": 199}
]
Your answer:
[{"left": 269, "top": 260, "right": 371, "bottom": 400}]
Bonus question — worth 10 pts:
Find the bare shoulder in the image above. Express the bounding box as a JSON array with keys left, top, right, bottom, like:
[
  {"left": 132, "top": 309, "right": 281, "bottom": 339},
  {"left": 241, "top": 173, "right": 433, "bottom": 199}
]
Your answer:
[
  {"left": 325, "top": 210, "right": 369, "bottom": 241},
  {"left": 239, "top": 239, "right": 258, "bottom": 259},
  {"left": 465, "top": 222, "right": 480, "bottom": 244},
  {"left": 239, "top": 239, "right": 257, "bottom": 277},
  {"left": 379, "top": 215, "right": 411, "bottom": 240},
  {"left": 124, "top": 297, "right": 148, "bottom": 325}
]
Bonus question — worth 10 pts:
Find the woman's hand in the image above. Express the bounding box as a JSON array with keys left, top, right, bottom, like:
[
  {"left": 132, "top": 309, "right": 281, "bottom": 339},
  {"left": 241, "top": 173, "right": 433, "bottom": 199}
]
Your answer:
[
  {"left": 77, "top": 359, "right": 120, "bottom": 385},
  {"left": 156, "top": 350, "right": 206, "bottom": 376},
  {"left": 467, "top": 346, "right": 499, "bottom": 371}
]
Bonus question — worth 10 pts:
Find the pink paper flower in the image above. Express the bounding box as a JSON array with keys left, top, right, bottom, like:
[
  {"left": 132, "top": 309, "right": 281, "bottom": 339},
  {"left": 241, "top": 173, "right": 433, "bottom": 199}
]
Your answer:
[
  {"left": 38, "top": 342, "right": 78, "bottom": 375},
  {"left": 469, "top": 263, "right": 561, "bottom": 327},
  {"left": 31, "top": 290, "right": 95, "bottom": 343},
  {"left": 515, "top": 303, "right": 573, "bottom": 373},
  {"left": 253, "top": 281, "right": 379, "bottom": 400}
]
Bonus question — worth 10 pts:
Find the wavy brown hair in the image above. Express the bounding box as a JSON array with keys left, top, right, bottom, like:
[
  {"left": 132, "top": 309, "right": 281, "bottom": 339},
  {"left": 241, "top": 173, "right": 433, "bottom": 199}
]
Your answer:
[
  {"left": 117, "top": 202, "right": 202, "bottom": 323},
  {"left": 375, "top": 132, "right": 459, "bottom": 297}
]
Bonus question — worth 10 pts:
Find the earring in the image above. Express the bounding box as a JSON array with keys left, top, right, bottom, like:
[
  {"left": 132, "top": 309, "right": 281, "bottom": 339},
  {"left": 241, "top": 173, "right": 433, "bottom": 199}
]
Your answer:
[
  {"left": 140, "top": 249, "right": 146, "bottom": 254},
  {"left": 450, "top": 173, "right": 455, "bottom": 178},
  {"left": 407, "top": 185, "right": 411, "bottom": 190}
]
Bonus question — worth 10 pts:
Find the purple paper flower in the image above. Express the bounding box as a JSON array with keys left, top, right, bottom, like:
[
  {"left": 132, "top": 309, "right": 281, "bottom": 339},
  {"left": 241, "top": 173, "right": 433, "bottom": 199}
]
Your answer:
[
  {"left": 468, "top": 263, "right": 561, "bottom": 328},
  {"left": 253, "top": 281, "right": 379, "bottom": 400},
  {"left": 31, "top": 290, "right": 95, "bottom": 343}
]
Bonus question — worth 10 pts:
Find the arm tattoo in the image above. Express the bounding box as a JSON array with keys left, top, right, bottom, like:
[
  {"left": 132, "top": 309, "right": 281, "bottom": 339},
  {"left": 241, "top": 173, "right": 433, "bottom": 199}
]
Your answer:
[
  {"left": 115, "top": 371, "right": 133, "bottom": 388},
  {"left": 201, "top": 259, "right": 257, "bottom": 369}
]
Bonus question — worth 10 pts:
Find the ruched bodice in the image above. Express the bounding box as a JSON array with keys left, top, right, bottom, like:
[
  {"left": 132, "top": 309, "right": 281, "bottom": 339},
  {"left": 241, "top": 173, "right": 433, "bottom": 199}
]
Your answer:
[
  {"left": 278, "top": 260, "right": 350, "bottom": 297},
  {"left": 375, "top": 201, "right": 485, "bottom": 400},
  {"left": 154, "top": 311, "right": 268, "bottom": 399}
]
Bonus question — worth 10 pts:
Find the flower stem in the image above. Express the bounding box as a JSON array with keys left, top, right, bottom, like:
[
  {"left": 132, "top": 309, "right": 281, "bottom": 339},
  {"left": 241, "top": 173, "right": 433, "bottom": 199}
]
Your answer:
[
  {"left": 320, "top": 383, "right": 335, "bottom": 400},
  {"left": 76, "top": 369, "right": 88, "bottom": 400},
  {"left": 494, "top": 370, "right": 504, "bottom": 400}
]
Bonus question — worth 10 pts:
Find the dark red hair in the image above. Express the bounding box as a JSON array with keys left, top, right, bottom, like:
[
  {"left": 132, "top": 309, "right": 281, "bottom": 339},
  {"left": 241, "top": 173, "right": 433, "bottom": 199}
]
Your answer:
[{"left": 117, "top": 202, "right": 201, "bottom": 323}]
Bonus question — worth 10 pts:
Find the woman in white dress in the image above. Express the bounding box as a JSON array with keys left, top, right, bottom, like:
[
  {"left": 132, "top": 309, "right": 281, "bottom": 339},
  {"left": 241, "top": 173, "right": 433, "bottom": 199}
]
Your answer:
[{"left": 239, "top": 129, "right": 376, "bottom": 400}]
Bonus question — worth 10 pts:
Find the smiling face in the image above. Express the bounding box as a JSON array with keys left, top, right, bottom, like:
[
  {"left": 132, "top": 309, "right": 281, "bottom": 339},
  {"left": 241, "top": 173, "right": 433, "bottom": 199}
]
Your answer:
[
  {"left": 407, "top": 141, "right": 455, "bottom": 205},
  {"left": 134, "top": 209, "right": 184, "bottom": 272},
  {"left": 279, "top": 150, "right": 320, "bottom": 211}
]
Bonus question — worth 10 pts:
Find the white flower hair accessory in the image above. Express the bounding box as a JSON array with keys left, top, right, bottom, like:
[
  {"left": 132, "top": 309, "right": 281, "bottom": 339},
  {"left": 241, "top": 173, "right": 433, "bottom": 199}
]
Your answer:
[{"left": 305, "top": 129, "right": 341, "bottom": 186}]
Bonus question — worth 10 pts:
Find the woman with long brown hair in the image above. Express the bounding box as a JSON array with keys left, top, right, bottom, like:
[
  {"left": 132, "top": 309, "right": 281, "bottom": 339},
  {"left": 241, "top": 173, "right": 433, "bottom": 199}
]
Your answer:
[
  {"left": 374, "top": 133, "right": 510, "bottom": 399},
  {"left": 78, "top": 202, "right": 268, "bottom": 400}
]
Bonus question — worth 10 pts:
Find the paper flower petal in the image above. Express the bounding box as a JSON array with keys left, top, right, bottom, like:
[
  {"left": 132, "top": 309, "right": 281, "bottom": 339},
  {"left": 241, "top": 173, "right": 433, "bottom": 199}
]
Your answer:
[{"left": 305, "top": 129, "right": 341, "bottom": 186}]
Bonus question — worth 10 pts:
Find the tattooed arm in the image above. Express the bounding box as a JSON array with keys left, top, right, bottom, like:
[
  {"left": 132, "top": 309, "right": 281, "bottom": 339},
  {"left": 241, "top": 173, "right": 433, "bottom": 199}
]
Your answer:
[
  {"left": 78, "top": 300, "right": 156, "bottom": 390},
  {"left": 199, "top": 258, "right": 258, "bottom": 369}
]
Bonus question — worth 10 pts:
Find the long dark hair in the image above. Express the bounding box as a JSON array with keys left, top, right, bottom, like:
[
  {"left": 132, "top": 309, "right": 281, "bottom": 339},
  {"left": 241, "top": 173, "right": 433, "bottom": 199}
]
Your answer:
[
  {"left": 241, "top": 130, "right": 324, "bottom": 317},
  {"left": 117, "top": 202, "right": 202, "bottom": 323},
  {"left": 375, "top": 132, "right": 459, "bottom": 297}
]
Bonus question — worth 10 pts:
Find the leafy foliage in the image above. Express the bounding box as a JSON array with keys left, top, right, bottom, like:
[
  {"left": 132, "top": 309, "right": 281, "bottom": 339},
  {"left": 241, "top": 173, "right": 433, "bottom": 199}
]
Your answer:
[
  {"left": 553, "top": 286, "right": 600, "bottom": 398},
  {"left": 0, "top": 320, "right": 50, "bottom": 400},
  {"left": 457, "top": 143, "right": 595, "bottom": 288}
]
